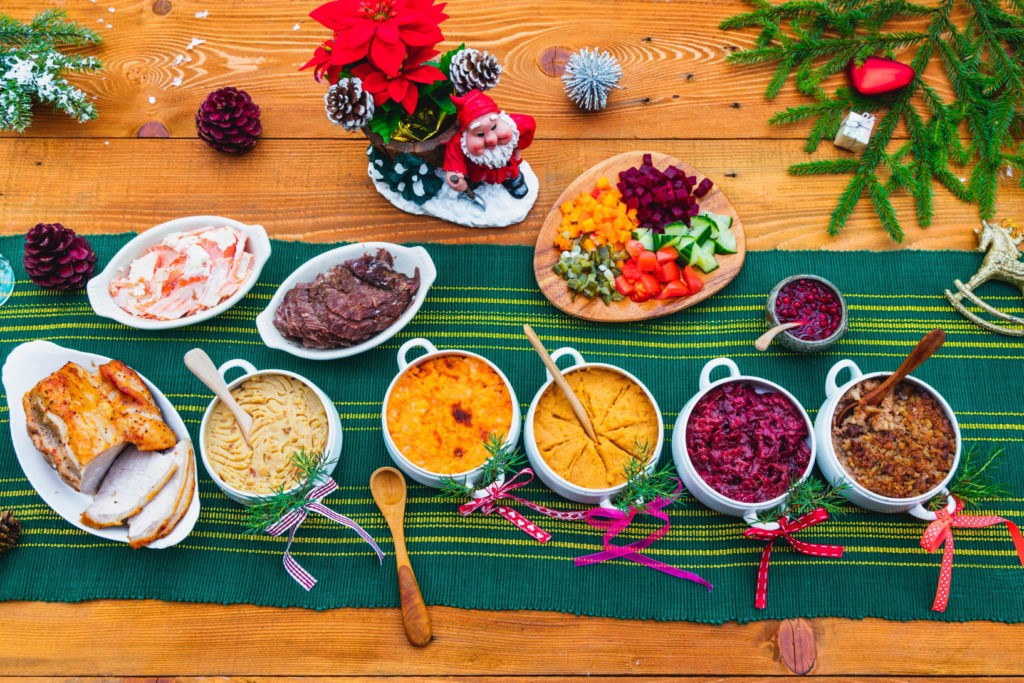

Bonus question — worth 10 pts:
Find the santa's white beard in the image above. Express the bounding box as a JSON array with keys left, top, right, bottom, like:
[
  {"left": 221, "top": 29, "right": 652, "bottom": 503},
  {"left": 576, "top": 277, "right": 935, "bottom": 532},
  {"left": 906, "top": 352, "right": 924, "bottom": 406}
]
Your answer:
[{"left": 460, "top": 113, "right": 520, "bottom": 169}]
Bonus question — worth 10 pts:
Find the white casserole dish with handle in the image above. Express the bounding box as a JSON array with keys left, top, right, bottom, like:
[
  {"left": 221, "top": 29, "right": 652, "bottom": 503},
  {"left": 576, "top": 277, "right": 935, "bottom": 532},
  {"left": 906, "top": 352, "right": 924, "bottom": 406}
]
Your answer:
[
  {"left": 197, "top": 358, "right": 343, "bottom": 506},
  {"left": 523, "top": 347, "right": 664, "bottom": 507},
  {"left": 381, "top": 338, "right": 521, "bottom": 489},
  {"left": 672, "top": 358, "right": 817, "bottom": 527},
  {"left": 814, "top": 359, "right": 960, "bottom": 520}
]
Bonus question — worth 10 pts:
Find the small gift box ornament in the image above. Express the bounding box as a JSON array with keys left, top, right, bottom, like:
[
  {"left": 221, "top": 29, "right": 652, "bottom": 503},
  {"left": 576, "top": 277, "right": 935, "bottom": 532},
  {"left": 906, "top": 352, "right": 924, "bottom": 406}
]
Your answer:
[{"left": 833, "top": 112, "right": 875, "bottom": 154}]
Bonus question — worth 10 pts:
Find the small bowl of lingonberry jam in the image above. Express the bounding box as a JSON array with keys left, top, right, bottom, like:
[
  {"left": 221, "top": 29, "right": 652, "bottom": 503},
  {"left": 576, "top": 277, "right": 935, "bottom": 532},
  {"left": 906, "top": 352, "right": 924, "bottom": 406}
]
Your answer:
[{"left": 766, "top": 274, "right": 847, "bottom": 352}]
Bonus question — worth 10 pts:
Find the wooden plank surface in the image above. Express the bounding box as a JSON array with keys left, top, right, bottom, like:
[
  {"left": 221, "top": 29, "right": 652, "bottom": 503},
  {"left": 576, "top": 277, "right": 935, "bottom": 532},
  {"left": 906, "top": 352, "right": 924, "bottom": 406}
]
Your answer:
[{"left": 1, "top": 0, "right": 1023, "bottom": 679}]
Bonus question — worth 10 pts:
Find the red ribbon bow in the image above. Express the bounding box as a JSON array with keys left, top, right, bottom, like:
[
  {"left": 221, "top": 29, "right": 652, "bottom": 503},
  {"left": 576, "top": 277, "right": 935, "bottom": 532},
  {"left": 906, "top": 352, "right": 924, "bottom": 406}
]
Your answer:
[
  {"left": 574, "top": 481, "right": 713, "bottom": 590},
  {"left": 920, "top": 497, "right": 1024, "bottom": 612},
  {"left": 744, "top": 508, "right": 844, "bottom": 610},
  {"left": 458, "top": 468, "right": 587, "bottom": 543}
]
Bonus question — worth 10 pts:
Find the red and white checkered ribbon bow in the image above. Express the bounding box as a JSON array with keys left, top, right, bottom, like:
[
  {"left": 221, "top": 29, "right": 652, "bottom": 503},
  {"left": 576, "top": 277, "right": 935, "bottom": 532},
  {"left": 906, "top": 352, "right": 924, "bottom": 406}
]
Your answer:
[
  {"left": 744, "top": 508, "right": 844, "bottom": 610},
  {"left": 458, "top": 468, "right": 587, "bottom": 543},
  {"left": 920, "top": 497, "right": 1024, "bottom": 612},
  {"left": 264, "top": 479, "right": 384, "bottom": 591}
]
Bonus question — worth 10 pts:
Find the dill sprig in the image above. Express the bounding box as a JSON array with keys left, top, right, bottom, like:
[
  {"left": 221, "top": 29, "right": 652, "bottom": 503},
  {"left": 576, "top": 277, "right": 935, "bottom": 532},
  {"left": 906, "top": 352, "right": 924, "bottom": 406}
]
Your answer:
[
  {"left": 614, "top": 439, "right": 684, "bottom": 512},
  {"left": 756, "top": 476, "right": 850, "bottom": 524},
  {"left": 722, "top": 0, "right": 1024, "bottom": 241},
  {"left": 929, "top": 444, "right": 1009, "bottom": 511},
  {"left": 243, "top": 449, "right": 332, "bottom": 534},
  {"left": 439, "top": 433, "right": 525, "bottom": 501}
]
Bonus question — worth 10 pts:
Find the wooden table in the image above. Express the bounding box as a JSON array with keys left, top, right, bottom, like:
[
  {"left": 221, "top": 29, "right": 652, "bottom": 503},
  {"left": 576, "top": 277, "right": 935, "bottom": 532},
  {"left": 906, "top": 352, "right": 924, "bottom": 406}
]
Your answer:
[{"left": 1, "top": 1, "right": 1022, "bottom": 679}]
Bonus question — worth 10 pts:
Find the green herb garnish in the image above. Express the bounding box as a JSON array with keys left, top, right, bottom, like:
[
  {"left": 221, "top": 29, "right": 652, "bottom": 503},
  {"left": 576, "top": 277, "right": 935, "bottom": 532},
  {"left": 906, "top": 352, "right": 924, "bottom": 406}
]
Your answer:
[
  {"left": 614, "top": 438, "right": 683, "bottom": 511},
  {"left": 439, "top": 433, "right": 525, "bottom": 501},
  {"left": 243, "top": 449, "right": 330, "bottom": 534}
]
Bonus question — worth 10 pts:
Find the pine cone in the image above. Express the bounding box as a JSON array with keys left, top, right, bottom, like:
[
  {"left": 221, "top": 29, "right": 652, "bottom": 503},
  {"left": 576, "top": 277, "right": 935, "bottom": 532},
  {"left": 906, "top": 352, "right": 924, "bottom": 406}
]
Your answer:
[
  {"left": 324, "top": 78, "right": 375, "bottom": 132},
  {"left": 23, "top": 223, "right": 97, "bottom": 290},
  {"left": 563, "top": 47, "right": 623, "bottom": 112},
  {"left": 0, "top": 510, "right": 20, "bottom": 556},
  {"left": 195, "top": 87, "right": 262, "bottom": 154},
  {"left": 449, "top": 48, "right": 502, "bottom": 95}
]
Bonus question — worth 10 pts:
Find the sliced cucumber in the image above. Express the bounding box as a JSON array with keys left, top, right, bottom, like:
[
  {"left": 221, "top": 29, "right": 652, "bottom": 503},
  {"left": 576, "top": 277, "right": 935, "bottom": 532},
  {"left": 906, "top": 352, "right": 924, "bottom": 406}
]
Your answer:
[
  {"left": 701, "top": 210, "right": 733, "bottom": 233},
  {"left": 634, "top": 228, "right": 656, "bottom": 252},
  {"left": 713, "top": 226, "right": 738, "bottom": 254},
  {"left": 655, "top": 233, "right": 681, "bottom": 251},
  {"left": 688, "top": 221, "right": 714, "bottom": 244},
  {"left": 663, "top": 222, "right": 692, "bottom": 237},
  {"left": 674, "top": 235, "right": 697, "bottom": 261},
  {"left": 691, "top": 240, "right": 719, "bottom": 273}
]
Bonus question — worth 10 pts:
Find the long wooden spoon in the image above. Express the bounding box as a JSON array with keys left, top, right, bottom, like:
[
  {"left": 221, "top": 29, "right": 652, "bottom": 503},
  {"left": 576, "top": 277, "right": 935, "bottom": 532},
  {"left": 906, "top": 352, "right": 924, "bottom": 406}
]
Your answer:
[
  {"left": 370, "top": 466, "right": 431, "bottom": 647},
  {"left": 755, "top": 322, "right": 804, "bottom": 351},
  {"left": 183, "top": 348, "right": 254, "bottom": 447},
  {"left": 523, "top": 324, "right": 598, "bottom": 442},
  {"left": 835, "top": 328, "right": 946, "bottom": 425}
]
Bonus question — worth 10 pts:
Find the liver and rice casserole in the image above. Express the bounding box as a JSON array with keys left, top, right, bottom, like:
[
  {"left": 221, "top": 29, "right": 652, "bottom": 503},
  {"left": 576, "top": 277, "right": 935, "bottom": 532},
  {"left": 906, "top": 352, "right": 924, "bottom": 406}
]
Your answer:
[{"left": 832, "top": 378, "right": 955, "bottom": 499}]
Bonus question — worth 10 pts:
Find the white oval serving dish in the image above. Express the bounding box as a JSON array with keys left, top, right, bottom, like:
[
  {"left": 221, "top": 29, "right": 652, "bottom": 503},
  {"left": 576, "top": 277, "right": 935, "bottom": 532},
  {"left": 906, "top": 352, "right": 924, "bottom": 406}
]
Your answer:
[
  {"left": 381, "top": 338, "right": 521, "bottom": 489},
  {"left": 1, "top": 340, "right": 200, "bottom": 549},
  {"left": 255, "top": 242, "right": 436, "bottom": 360},
  {"left": 86, "top": 215, "right": 271, "bottom": 330},
  {"left": 672, "top": 358, "right": 816, "bottom": 524},
  {"left": 814, "top": 359, "right": 961, "bottom": 520},
  {"left": 523, "top": 347, "right": 664, "bottom": 506},
  {"left": 197, "top": 358, "right": 343, "bottom": 506}
]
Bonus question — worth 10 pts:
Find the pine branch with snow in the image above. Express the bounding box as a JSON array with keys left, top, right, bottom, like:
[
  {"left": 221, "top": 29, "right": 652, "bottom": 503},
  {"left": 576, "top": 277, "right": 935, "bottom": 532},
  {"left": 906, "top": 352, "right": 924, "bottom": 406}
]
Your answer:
[{"left": 1, "top": 9, "right": 103, "bottom": 132}]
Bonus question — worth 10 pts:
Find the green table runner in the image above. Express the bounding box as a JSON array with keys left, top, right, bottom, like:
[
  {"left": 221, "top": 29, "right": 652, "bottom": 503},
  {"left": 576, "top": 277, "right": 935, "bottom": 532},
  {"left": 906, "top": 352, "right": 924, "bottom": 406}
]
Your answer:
[{"left": 0, "top": 235, "right": 1022, "bottom": 624}]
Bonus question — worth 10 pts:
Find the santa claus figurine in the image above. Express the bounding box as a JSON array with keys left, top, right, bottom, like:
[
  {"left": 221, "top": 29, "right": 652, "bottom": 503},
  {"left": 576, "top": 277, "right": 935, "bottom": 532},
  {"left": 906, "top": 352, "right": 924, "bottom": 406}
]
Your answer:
[{"left": 443, "top": 89, "right": 536, "bottom": 200}]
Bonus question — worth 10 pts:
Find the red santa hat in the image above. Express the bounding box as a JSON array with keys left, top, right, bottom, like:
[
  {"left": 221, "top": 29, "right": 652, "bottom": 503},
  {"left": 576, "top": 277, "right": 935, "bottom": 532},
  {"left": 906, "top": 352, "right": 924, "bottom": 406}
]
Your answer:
[{"left": 451, "top": 89, "right": 500, "bottom": 132}]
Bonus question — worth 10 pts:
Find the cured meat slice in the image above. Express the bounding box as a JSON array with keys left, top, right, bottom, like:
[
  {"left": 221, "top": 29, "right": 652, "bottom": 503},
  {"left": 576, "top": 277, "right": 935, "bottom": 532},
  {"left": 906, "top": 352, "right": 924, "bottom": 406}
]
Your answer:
[
  {"left": 81, "top": 445, "right": 178, "bottom": 528},
  {"left": 128, "top": 440, "right": 195, "bottom": 548}
]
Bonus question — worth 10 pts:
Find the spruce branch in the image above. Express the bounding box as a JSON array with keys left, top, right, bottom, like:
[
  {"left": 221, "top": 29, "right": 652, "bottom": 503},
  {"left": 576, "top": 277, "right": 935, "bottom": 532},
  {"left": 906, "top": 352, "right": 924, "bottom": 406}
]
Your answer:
[
  {"left": 614, "top": 439, "right": 684, "bottom": 512},
  {"left": 438, "top": 433, "right": 526, "bottom": 501},
  {"left": 243, "top": 450, "right": 332, "bottom": 534},
  {"left": 757, "top": 477, "right": 850, "bottom": 524},
  {"left": 928, "top": 444, "right": 1010, "bottom": 510}
]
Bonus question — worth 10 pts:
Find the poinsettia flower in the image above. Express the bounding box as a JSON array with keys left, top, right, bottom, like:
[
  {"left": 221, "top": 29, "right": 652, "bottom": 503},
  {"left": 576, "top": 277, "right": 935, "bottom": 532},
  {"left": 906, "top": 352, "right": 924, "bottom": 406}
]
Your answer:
[
  {"left": 351, "top": 46, "right": 445, "bottom": 114},
  {"left": 300, "top": 39, "right": 346, "bottom": 83},
  {"left": 309, "top": 0, "right": 447, "bottom": 78}
]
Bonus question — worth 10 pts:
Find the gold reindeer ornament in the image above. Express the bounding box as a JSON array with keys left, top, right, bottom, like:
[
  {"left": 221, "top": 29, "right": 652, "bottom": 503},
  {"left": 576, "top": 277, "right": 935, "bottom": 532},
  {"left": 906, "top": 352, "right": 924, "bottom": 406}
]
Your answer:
[{"left": 945, "top": 220, "right": 1024, "bottom": 336}]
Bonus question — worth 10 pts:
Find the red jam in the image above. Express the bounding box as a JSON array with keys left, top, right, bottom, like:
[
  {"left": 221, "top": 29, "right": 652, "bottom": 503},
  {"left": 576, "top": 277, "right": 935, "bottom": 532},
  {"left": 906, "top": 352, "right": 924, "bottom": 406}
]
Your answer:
[{"left": 775, "top": 278, "right": 842, "bottom": 341}]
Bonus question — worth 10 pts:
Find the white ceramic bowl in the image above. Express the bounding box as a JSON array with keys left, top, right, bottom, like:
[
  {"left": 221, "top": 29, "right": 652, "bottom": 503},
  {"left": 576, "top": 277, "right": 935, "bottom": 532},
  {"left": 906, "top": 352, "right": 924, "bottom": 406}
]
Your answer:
[
  {"left": 381, "top": 338, "right": 521, "bottom": 489},
  {"left": 87, "top": 215, "right": 271, "bottom": 330},
  {"left": 198, "top": 358, "right": 343, "bottom": 506},
  {"left": 814, "top": 359, "right": 961, "bottom": 520},
  {"left": 672, "top": 358, "right": 816, "bottom": 524},
  {"left": 523, "top": 347, "right": 664, "bottom": 506},
  {"left": 255, "top": 242, "right": 436, "bottom": 360}
]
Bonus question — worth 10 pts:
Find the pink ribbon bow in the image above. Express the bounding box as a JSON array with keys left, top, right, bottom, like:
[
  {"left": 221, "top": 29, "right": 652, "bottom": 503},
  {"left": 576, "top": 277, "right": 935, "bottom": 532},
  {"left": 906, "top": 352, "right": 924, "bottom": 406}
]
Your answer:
[
  {"left": 458, "top": 468, "right": 587, "bottom": 543},
  {"left": 744, "top": 508, "right": 844, "bottom": 610},
  {"left": 574, "top": 482, "right": 713, "bottom": 590},
  {"left": 265, "top": 479, "right": 384, "bottom": 591},
  {"left": 920, "top": 497, "right": 1024, "bottom": 612}
]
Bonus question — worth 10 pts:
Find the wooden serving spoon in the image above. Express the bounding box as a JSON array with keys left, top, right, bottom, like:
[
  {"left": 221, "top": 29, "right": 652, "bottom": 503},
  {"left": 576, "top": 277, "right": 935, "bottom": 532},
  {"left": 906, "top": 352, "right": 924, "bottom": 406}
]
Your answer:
[
  {"left": 183, "top": 348, "right": 254, "bottom": 448},
  {"left": 523, "top": 324, "right": 598, "bottom": 442},
  {"left": 835, "top": 328, "right": 946, "bottom": 425},
  {"left": 754, "top": 322, "right": 804, "bottom": 351},
  {"left": 370, "top": 466, "right": 432, "bottom": 648}
]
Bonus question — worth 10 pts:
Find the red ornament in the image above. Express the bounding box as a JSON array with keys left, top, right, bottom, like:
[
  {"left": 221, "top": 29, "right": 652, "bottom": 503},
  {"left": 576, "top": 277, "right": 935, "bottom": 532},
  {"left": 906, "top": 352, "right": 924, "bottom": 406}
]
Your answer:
[{"left": 847, "top": 56, "right": 915, "bottom": 95}]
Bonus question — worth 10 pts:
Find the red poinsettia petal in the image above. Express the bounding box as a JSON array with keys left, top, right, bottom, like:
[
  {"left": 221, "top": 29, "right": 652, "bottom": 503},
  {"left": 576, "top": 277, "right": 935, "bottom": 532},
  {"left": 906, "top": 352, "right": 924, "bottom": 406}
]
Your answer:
[
  {"left": 310, "top": 0, "right": 361, "bottom": 30},
  {"left": 395, "top": 17, "right": 444, "bottom": 47},
  {"left": 376, "top": 20, "right": 400, "bottom": 44},
  {"left": 399, "top": 84, "right": 419, "bottom": 114},
  {"left": 404, "top": 63, "right": 445, "bottom": 85},
  {"left": 369, "top": 35, "right": 407, "bottom": 77},
  {"left": 387, "top": 77, "right": 410, "bottom": 103}
]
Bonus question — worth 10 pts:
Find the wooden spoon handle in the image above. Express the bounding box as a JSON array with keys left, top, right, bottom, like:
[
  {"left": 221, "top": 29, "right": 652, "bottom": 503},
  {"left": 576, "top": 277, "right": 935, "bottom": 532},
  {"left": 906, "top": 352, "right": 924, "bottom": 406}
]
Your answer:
[
  {"left": 863, "top": 328, "right": 946, "bottom": 406},
  {"left": 755, "top": 322, "right": 804, "bottom": 351},
  {"left": 522, "top": 325, "right": 598, "bottom": 442},
  {"left": 397, "top": 563, "right": 432, "bottom": 647},
  {"left": 183, "top": 348, "right": 254, "bottom": 445}
]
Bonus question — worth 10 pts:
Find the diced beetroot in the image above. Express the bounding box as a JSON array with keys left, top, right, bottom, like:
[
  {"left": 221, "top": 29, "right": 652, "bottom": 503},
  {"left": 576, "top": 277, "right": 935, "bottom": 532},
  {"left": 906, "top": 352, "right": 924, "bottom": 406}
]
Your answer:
[
  {"left": 695, "top": 178, "right": 714, "bottom": 197},
  {"left": 617, "top": 157, "right": 715, "bottom": 231}
]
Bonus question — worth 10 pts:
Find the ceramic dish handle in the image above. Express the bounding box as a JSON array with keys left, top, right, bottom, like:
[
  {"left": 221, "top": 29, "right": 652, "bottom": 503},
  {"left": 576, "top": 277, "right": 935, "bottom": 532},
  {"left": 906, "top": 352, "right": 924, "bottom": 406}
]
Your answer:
[
  {"left": 699, "top": 358, "right": 740, "bottom": 390},
  {"left": 397, "top": 338, "right": 437, "bottom": 370},
  {"left": 825, "top": 359, "right": 862, "bottom": 398},
  {"left": 218, "top": 358, "right": 257, "bottom": 382},
  {"left": 469, "top": 472, "right": 505, "bottom": 497},
  {"left": 908, "top": 489, "right": 956, "bottom": 521},
  {"left": 545, "top": 347, "right": 584, "bottom": 381},
  {"left": 743, "top": 509, "right": 781, "bottom": 531}
]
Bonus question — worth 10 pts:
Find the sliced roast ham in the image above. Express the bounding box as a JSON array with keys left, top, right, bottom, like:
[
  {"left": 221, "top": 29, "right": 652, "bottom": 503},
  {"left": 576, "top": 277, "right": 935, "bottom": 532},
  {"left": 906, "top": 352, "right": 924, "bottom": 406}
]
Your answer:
[
  {"left": 80, "top": 444, "right": 178, "bottom": 528},
  {"left": 128, "top": 440, "right": 195, "bottom": 548}
]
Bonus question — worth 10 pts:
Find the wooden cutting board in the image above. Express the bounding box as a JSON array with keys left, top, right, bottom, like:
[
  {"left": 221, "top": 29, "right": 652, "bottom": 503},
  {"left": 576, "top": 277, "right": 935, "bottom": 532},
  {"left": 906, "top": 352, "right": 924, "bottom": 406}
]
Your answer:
[{"left": 533, "top": 151, "right": 746, "bottom": 322}]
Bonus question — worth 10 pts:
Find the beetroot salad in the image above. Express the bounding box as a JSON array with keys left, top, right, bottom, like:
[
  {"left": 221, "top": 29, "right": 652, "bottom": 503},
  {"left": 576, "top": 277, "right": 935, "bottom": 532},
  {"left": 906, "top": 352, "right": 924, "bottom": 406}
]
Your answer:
[{"left": 685, "top": 382, "right": 811, "bottom": 503}]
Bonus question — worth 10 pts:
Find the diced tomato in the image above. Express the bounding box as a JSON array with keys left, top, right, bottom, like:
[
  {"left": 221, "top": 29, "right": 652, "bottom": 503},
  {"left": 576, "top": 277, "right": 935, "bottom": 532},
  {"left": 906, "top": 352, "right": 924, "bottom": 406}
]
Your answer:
[
  {"left": 656, "top": 261, "right": 680, "bottom": 283},
  {"left": 625, "top": 239, "right": 646, "bottom": 260},
  {"left": 621, "top": 259, "right": 641, "bottom": 281},
  {"left": 636, "top": 250, "right": 658, "bottom": 273},
  {"left": 658, "top": 279, "right": 690, "bottom": 299},
  {"left": 614, "top": 275, "right": 634, "bottom": 296},
  {"left": 629, "top": 272, "right": 661, "bottom": 303},
  {"left": 682, "top": 265, "right": 704, "bottom": 294},
  {"left": 656, "top": 245, "right": 679, "bottom": 263}
]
